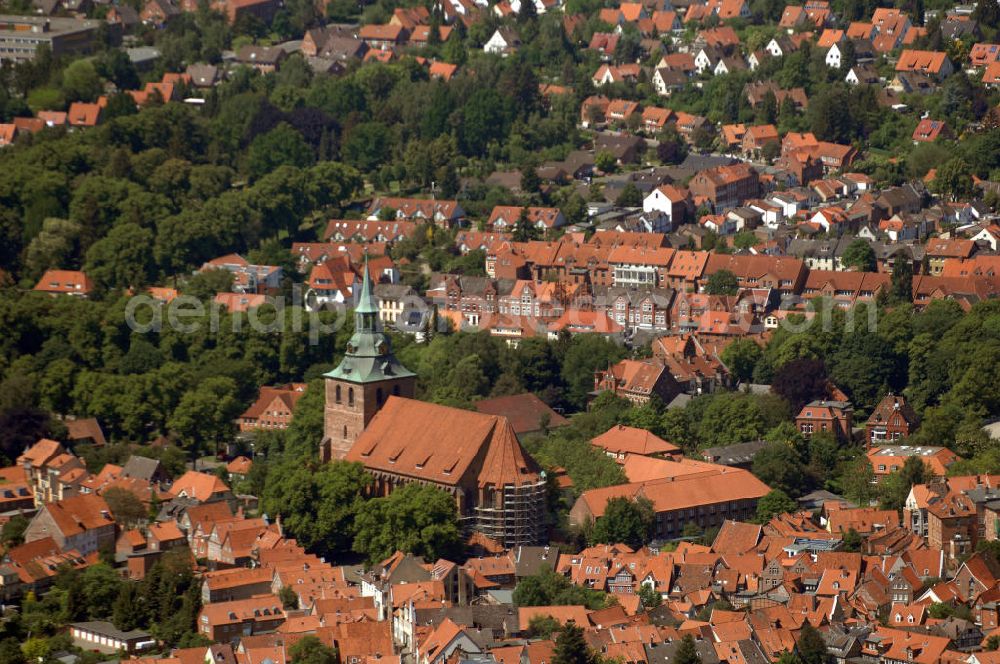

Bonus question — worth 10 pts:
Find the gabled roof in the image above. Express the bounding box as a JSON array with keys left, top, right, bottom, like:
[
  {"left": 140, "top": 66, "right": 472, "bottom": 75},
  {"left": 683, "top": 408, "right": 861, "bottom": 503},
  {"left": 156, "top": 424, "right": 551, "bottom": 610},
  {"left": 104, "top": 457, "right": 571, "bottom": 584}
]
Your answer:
[
  {"left": 38, "top": 494, "right": 115, "bottom": 538},
  {"left": 226, "top": 456, "right": 253, "bottom": 475},
  {"left": 19, "top": 438, "right": 66, "bottom": 468},
  {"left": 33, "top": 270, "right": 93, "bottom": 294},
  {"left": 866, "top": 393, "right": 919, "bottom": 428},
  {"left": 241, "top": 384, "right": 309, "bottom": 420},
  {"left": 67, "top": 102, "right": 102, "bottom": 127},
  {"left": 912, "top": 118, "right": 949, "bottom": 142},
  {"left": 169, "top": 470, "right": 230, "bottom": 502},
  {"left": 818, "top": 28, "right": 845, "bottom": 47},
  {"left": 148, "top": 520, "right": 185, "bottom": 543},
  {"left": 518, "top": 606, "right": 591, "bottom": 631},
  {"left": 65, "top": 418, "right": 105, "bottom": 445},
  {"left": 578, "top": 467, "right": 770, "bottom": 519},
  {"left": 712, "top": 520, "right": 762, "bottom": 555},
  {"left": 896, "top": 49, "right": 950, "bottom": 74},
  {"left": 347, "top": 396, "right": 542, "bottom": 489},
  {"left": 473, "top": 393, "right": 568, "bottom": 434},
  {"left": 591, "top": 425, "right": 680, "bottom": 457}
]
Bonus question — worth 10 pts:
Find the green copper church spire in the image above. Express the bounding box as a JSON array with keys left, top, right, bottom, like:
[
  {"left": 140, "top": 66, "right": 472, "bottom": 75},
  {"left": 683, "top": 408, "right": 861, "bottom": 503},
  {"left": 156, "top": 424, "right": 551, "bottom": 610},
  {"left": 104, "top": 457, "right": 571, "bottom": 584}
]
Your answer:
[
  {"left": 323, "top": 256, "right": 415, "bottom": 384},
  {"left": 356, "top": 256, "right": 378, "bottom": 315},
  {"left": 354, "top": 256, "right": 379, "bottom": 334}
]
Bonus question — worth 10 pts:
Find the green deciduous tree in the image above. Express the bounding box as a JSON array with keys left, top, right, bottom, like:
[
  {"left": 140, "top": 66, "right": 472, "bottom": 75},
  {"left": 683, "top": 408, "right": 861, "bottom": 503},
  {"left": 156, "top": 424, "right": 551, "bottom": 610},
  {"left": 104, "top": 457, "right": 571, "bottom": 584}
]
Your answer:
[
  {"left": 752, "top": 441, "right": 811, "bottom": 498},
  {"left": 932, "top": 157, "right": 974, "bottom": 201},
  {"left": 167, "top": 376, "right": 242, "bottom": 456},
  {"left": 529, "top": 615, "right": 562, "bottom": 638},
  {"left": 639, "top": 584, "right": 662, "bottom": 609},
  {"left": 513, "top": 570, "right": 608, "bottom": 609},
  {"left": 459, "top": 88, "right": 508, "bottom": 156},
  {"left": 705, "top": 269, "right": 739, "bottom": 295},
  {"left": 841, "top": 527, "right": 862, "bottom": 552},
  {"left": 289, "top": 635, "right": 338, "bottom": 664},
  {"left": 879, "top": 456, "right": 929, "bottom": 511},
  {"left": 246, "top": 122, "right": 315, "bottom": 181},
  {"left": 756, "top": 488, "right": 798, "bottom": 523},
  {"left": 696, "top": 393, "right": 771, "bottom": 448},
  {"left": 353, "top": 483, "right": 462, "bottom": 563},
  {"left": 62, "top": 60, "right": 103, "bottom": 103},
  {"left": 102, "top": 487, "right": 147, "bottom": 527},
  {"left": 1, "top": 514, "right": 28, "bottom": 547},
  {"left": 838, "top": 455, "right": 876, "bottom": 506},
  {"left": 84, "top": 223, "right": 155, "bottom": 293},
  {"left": 590, "top": 496, "right": 653, "bottom": 548},
  {"left": 841, "top": 239, "right": 876, "bottom": 272},
  {"left": 595, "top": 150, "right": 617, "bottom": 173},
  {"left": 24, "top": 218, "right": 82, "bottom": 282},
  {"left": 561, "top": 335, "right": 627, "bottom": 410},
  {"left": 341, "top": 121, "right": 391, "bottom": 172},
  {"left": 721, "top": 339, "right": 763, "bottom": 383},
  {"left": 261, "top": 460, "right": 369, "bottom": 556},
  {"left": 615, "top": 182, "right": 643, "bottom": 207}
]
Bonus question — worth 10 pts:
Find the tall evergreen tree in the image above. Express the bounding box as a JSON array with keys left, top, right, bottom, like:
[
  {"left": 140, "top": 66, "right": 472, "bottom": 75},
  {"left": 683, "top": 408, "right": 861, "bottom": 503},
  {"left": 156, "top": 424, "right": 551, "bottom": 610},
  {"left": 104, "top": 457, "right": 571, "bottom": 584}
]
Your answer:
[
  {"left": 891, "top": 258, "right": 914, "bottom": 303},
  {"left": 113, "top": 583, "right": 140, "bottom": 632},
  {"left": 553, "top": 624, "right": 595, "bottom": 664},
  {"left": 676, "top": 634, "right": 703, "bottom": 664},
  {"left": 796, "top": 623, "right": 829, "bottom": 664}
]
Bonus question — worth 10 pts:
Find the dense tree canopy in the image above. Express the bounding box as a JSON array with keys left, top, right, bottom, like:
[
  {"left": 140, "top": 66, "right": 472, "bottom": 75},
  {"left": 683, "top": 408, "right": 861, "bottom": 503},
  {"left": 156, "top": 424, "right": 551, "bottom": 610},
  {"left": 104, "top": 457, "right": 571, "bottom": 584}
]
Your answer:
[
  {"left": 353, "top": 483, "right": 464, "bottom": 563},
  {"left": 590, "top": 496, "right": 654, "bottom": 548}
]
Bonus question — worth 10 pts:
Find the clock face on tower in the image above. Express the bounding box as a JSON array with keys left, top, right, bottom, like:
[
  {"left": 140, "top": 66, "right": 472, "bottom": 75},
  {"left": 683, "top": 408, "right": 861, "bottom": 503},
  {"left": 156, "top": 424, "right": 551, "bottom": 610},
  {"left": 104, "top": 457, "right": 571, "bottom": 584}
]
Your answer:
[{"left": 377, "top": 341, "right": 388, "bottom": 355}]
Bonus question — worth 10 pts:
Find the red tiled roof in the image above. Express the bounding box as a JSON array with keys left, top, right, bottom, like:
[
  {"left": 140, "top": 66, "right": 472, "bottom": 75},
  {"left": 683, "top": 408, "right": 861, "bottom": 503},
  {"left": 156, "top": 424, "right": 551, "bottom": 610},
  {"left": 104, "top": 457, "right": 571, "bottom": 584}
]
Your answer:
[
  {"left": 227, "top": 456, "right": 253, "bottom": 474},
  {"left": 18, "top": 438, "right": 65, "bottom": 468},
  {"left": 518, "top": 606, "right": 591, "bottom": 631},
  {"left": 984, "top": 62, "right": 1000, "bottom": 85},
  {"left": 579, "top": 467, "right": 770, "bottom": 518},
  {"left": 347, "top": 396, "right": 542, "bottom": 489},
  {"left": 67, "top": 102, "right": 102, "bottom": 127},
  {"left": 473, "top": 393, "right": 569, "bottom": 434},
  {"left": 33, "top": 270, "right": 93, "bottom": 294},
  {"left": 896, "top": 50, "right": 949, "bottom": 74},
  {"left": 169, "top": 470, "right": 230, "bottom": 501},
  {"left": 591, "top": 425, "right": 680, "bottom": 457},
  {"left": 241, "top": 384, "right": 308, "bottom": 420},
  {"left": 359, "top": 23, "right": 406, "bottom": 41},
  {"left": 41, "top": 494, "right": 115, "bottom": 538},
  {"left": 711, "top": 520, "right": 762, "bottom": 555}
]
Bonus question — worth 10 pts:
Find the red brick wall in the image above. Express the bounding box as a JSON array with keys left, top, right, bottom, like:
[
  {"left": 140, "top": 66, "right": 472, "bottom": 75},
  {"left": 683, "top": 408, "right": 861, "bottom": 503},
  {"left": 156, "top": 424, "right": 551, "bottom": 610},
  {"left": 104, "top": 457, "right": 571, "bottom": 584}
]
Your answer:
[{"left": 322, "top": 376, "right": 416, "bottom": 461}]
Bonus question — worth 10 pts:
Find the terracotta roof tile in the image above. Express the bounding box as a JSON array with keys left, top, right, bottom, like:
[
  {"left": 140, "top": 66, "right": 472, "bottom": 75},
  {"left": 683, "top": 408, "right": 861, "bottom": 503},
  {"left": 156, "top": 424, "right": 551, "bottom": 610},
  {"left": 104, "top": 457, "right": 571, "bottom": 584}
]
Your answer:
[
  {"left": 169, "top": 470, "right": 230, "bottom": 502},
  {"left": 591, "top": 425, "right": 680, "bottom": 457},
  {"left": 473, "top": 393, "right": 568, "bottom": 434},
  {"left": 347, "top": 396, "right": 541, "bottom": 489},
  {"left": 40, "top": 494, "right": 115, "bottom": 538},
  {"left": 712, "top": 520, "right": 762, "bottom": 555}
]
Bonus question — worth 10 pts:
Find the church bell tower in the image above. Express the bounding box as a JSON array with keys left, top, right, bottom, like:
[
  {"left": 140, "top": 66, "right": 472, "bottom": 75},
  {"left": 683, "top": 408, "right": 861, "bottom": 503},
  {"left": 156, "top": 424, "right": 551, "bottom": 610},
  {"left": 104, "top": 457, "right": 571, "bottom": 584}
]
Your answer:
[{"left": 321, "top": 260, "right": 416, "bottom": 462}]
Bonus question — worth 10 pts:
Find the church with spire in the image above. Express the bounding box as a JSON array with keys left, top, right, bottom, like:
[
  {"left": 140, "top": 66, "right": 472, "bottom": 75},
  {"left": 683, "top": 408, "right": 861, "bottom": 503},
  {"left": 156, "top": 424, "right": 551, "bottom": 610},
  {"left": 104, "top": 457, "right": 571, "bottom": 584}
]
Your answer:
[
  {"left": 321, "top": 262, "right": 417, "bottom": 462},
  {"left": 320, "top": 261, "right": 547, "bottom": 546}
]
